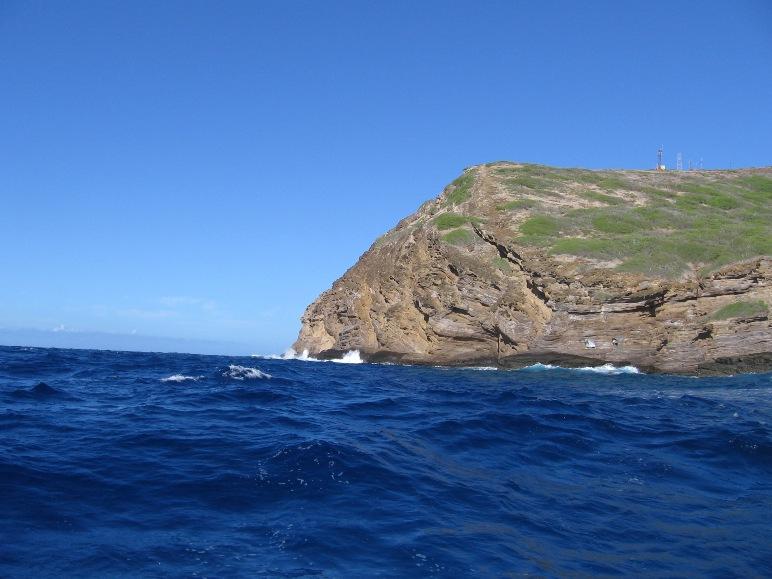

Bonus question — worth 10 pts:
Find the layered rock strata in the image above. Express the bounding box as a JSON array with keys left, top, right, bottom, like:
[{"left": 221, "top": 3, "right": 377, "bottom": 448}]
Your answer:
[{"left": 295, "top": 163, "right": 771, "bottom": 374}]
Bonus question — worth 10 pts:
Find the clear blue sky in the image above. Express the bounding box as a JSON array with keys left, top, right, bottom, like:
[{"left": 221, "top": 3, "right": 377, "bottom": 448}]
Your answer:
[{"left": 1, "top": 1, "right": 770, "bottom": 354}]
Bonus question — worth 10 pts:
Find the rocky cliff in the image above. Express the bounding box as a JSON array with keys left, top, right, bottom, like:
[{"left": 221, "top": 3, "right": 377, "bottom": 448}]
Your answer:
[{"left": 294, "top": 163, "right": 772, "bottom": 374}]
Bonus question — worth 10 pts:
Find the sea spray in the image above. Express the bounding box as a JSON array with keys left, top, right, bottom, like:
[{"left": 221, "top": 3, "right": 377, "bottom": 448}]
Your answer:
[{"left": 256, "top": 348, "right": 364, "bottom": 364}]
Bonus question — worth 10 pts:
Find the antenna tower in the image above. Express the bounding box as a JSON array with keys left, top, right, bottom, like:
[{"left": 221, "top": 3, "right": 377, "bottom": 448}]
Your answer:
[{"left": 676, "top": 152, "right": 683, "bottom": 171}]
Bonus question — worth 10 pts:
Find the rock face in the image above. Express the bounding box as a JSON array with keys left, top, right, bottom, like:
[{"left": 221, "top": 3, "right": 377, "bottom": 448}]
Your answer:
[{"left": 294, "top": 163, "right": 772, "bottom": 374}]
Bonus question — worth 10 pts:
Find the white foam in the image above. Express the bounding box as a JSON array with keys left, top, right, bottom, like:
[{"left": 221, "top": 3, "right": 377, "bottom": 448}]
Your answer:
[
  {"left": 576, "top": 363, "right": 641, "bottom": 375},
  {"left": 337, "top": 350, "right": 363, "bottom": 364},
  {"left": 521, "top": 362, "right": 641, "bottom": 374},
  {"left": 256, "top": 348, "right": 363, "bottom": 364},
  {"left": 521, "top": 363, "right": 559, "bottom": 371},
  {"left": 223, "top": 365, "right": 272, "bottom": 380},
  {"left": 161, "top": 374, "right": 203, "bottom": 383},
  {"left": 253, "top": 348, "right": 316, "bottom": 361}
]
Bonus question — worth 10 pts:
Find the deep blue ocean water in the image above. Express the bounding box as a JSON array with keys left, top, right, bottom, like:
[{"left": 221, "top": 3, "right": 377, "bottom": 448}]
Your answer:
[{"left": 1, "top": 345, "right": 771, "bottom": 577}]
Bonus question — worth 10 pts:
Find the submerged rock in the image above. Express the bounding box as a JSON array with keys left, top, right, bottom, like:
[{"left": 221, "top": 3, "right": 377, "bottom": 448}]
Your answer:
[
  {"left": 11, "top": 381, "right": 61, "bottom": 399},
  {"left": 295, "top": 162, "right": 772, "bottom": 374}
]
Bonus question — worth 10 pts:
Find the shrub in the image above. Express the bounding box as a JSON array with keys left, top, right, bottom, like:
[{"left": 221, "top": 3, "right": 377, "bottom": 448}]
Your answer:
[
  {"left": 737, "top": 176, "right": 772, "bottom": 203},
  {"left": 551, "top": 238, "right": 617, "bottom": 258},
  {"left": 592, "top": 214, "right": 640, "bottom": 234},
  {"left": 498, "top": 199, "right": 538, "bottom": 211},
  {"left": 580, "top": 190, "right": 624, "bottom": 205},
  {"left": 710, "top": 300, "right": 768, "bottom": 320},
  {"left": 434, "top": 213, "right": 468, "bottom": 230},
  {"left": 520, "top": 215, "right": 560, "bottom": 236},
  {"left": 442, "top": 229, "right": 475, "bottom": 245},
  {"left": 643, "top": 186, "right": 677, "bottom": 199},
  {"left": 505, "top": 175, "right": 546, "bottom": 189},
  {"left": 492, "top": 256, "right": 511, "bottom": 271},
  {"left": 446, "top": 172, "right": 475, "bottom": 205},
  {"left": 677, "top": 183, "right": 741, "bottom": 210},
  {"left": 492, "top": 165, "right": 770, "bottom": 278}
]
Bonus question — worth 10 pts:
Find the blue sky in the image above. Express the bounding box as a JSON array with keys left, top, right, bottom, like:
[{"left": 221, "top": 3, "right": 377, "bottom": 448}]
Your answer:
[{"left": 1, "top": 0, "right": 770, "bottom": 354}]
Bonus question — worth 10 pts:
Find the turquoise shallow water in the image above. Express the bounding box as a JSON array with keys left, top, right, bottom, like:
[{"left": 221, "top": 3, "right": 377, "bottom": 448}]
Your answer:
[{"left": 1, "top": 345, "right": 771, "bottom": 577}]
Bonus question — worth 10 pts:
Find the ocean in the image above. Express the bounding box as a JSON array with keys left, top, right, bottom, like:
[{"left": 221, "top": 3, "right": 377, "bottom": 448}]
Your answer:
[{"left": 1, "top": 345, "right": 770, "bottom": 577}]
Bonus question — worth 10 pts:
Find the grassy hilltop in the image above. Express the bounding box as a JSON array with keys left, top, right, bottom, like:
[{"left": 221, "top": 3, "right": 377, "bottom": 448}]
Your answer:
[{"left": 432, "top": 162, "right": 771, "bottom": 279}]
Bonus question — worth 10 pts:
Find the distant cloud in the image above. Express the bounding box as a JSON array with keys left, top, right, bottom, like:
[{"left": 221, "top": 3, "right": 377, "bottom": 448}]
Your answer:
[{"left": 52, "top": 324, "right": 73, "bottom": 332}]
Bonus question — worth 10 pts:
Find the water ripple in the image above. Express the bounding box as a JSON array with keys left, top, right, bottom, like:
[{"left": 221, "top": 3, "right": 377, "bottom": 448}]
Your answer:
[{"left": 1, "top": 345, "right": 771, "bottom": 576}]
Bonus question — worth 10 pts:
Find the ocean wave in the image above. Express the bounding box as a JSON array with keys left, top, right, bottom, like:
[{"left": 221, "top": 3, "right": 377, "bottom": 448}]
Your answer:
[
  {"left": 520, "top": 363, "right": 559, "bottom": 371},
  {"left": 160, "top": 374, "right": 203, "bottom": 383},
  {"left": 576, "top": 363, "right": 641, "bottom": 375},
  {"left": 10, "top": 382, "right": 65, "bottom": 399},
  {"left": 335, "top": 350, "right": 363, "bottom": 364},
  {"left": 1, "top": 344, "right": 770, "bottom": 577},
  {"left": 522, "top": 362, "right": 641, "bottom": 375},
  {"left": 222, "top": 364, "right": 272, "bottom": 380},
  {"left": 257, "top": 348, "right": 364, "bottom": 364}
]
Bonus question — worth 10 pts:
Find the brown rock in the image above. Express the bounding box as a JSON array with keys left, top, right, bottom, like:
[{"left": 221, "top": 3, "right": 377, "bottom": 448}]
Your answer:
[{"left": 294, "top": 163, "right": 772, "bottom": 374}]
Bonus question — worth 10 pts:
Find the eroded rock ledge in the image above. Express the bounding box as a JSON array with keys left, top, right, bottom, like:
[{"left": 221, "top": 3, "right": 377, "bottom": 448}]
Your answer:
[{"left": 294, "top": 163, "right": 771, "bottom": 374}]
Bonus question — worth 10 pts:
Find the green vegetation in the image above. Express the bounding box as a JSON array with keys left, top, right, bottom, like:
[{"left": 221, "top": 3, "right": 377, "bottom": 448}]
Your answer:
[
  {"left": 579, "top": 190, "right": 624, "bottom": 205},
  {"left": 497, "top": 198, "right": 538, "bottom": 211},
  {"left": 642, "top": 186, "right": 677, "bottom": 199},
  {"left": 520, "top": 215, "right": 560, "bottom": 236},
  {"left": 569, "top": 171, "right": 630, "bottom": 191},
  {"left": 596, "top": 177, "right": 628, "bottom": 190},
  {"left": 505, "top": 175, "right": 548, "bottom": 189},
  {"left": 495, "top": 165, "right": 564, "bottom": 196},
  {"left": 436, "top": 165, "right": 771, "bottom": 278},
  {"left": 710, "top": 300, "right": 769, "bottom": 321},
  {"left": 592, "top": 214, "right": 642, "bottom": 234},
  {"left": 737, "top": 176, "right": 772, "bottom": 203},
  {"left": 434, "top": 213, "right": 468, "bottom": 230},
  {"left": 492, "top": 256, "right": 511, "bottom": 272},
  {"left": 551, "top": 238, "right": 616, "bottom": 257},
  {"left": 504, "top": 170, "right": 772, "bottom": 278},
  {"left": 442, "top": 229, "right": 475, "bottom": 245},
  {"left": 446, "top": 171, "right": 475, "bottom": 205},
  {"left": 675, "top": 183, "right": 741, "bottom": 210}
]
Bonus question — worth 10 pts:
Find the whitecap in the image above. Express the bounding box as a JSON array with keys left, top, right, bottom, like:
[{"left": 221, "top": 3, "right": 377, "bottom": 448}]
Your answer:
[
  {"left": 258, "top": 348, "right": 364, "bottom": 364},
  {"left": 520, "top": 362, "right": 641, "bottom": 374},
  {"left": 253, "top": 348, "right": 317, "bottom": 361},
  {"left": 575, "top": 363, "right": 641, "bottom": 375},
  {"left": 336, "top": 350, "right": 363, "bottom": 364},
  {"left": 521, "top": 363, "right": 559, "bottom": 371},
  {"left": 161, "top": 374, "right": 203, "bottom": 383},
  {"left": 222, "top": 365, "right": 272, "bottom": 380}
]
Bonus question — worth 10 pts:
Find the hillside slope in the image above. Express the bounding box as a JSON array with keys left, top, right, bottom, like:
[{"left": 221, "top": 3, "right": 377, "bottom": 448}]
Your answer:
[{"left": 294, "top": 163, "right": 772, "bottom": 374}]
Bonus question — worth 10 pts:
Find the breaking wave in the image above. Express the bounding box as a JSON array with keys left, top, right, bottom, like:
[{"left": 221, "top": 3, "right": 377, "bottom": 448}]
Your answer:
[
  {"left": 256, "top": 348, "right": 364, "bottom": 364},
  {"left": 160, "top": 374, "right": 203, "bottom": 383},
  {"left": 576, "top": 363, "right": 641, "bottom": 374},
  {"left": 522, "top": 362, "right": 641, "bottom": 374},
  {"left": 336, "top": 350, "right": 363, "bottom": 364},
  {"left": 221, "top": 364, "right": 272, "bottom": 380}
]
